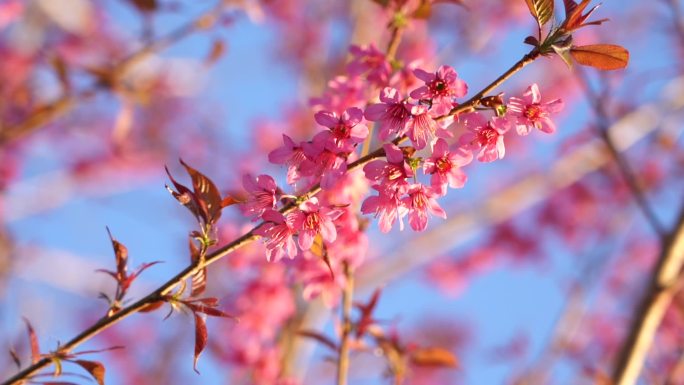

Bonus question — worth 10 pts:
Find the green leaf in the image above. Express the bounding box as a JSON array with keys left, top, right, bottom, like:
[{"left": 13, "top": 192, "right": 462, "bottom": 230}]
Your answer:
[
  {"left": 523, "top": 0, "right": 554, "bottom": 28},
  {"left": 570, "top": 44, "right": 629, "bottom": 70}
]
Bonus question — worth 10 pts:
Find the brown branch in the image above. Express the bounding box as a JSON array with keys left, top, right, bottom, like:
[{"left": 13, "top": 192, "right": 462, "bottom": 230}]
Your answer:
[
  {"left": 1, "top": 49, "right": 540, "bottom": 385},
  {"left": 0, "top": 1, "right": 226, "bottom": 146},
  {"left": 612, "top": 204, "right": 684, "bottom": 385},
  {"left": 336, "top": 262, "right": 355, "bottom": 385}
]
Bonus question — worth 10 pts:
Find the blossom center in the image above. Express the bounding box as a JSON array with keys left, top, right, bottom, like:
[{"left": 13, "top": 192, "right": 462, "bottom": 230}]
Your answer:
[
  {"left": 477, "top": 126, "right": 499, "bottom": 146},
  {"left": 524, "top": 104, "right": 542, "bottom": 121},
  {"left": 435, "top": 157, "right": 452, "bottom": 173},
  {"left": 304, "top": 212, "right": 321, "bottom": 230},
  {"left": 387, "top": 164, "right": 405, "bottom": 181}
]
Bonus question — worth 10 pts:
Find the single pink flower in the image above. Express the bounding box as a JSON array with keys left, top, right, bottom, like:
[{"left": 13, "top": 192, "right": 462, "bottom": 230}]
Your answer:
[
  {"left": 363, "top": 143, "right": 413, "bottom": 193},
  {"left": 402, "top": 184, "right": 446, "bottom": 231},
  {"left": 410, "top": 65, "right": 468, "bottom": 116},
  {"left": 406, "top": 104, "right": 438, "bottom": 150},
  {"left": 361, "top": 186, "right": 408, "bottom": 233},
  {"left": 423, "top": 138, "right": 472, "bottom": 195},
  {"left": 268, "top": 134, "right": 307, "bottom": 184},
  {"left": 458, "top": 113, "right": 510, "bottom": 162},
  {"left": 254, "top": 210, "right": 297, "bottom": 262},
  {"left": 241, "top": 174, "right": 279, "bottom": 218},
  {"left": 507, "top": 83, "right": 563, "bottom": 135},
  {"left": 364, "top": 87, "right": 412, "bottom": 140},
  {"left": 290, "top": 197, "right": 343, "bottom": 250},
  {"left": 314, "top": 107, "right": 368, "bottom": 152}
]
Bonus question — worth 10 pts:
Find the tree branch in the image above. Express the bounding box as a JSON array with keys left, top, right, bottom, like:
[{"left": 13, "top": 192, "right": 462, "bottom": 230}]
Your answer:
[{"left": 1, "top": 49, "right": 540, "bottom": 385}]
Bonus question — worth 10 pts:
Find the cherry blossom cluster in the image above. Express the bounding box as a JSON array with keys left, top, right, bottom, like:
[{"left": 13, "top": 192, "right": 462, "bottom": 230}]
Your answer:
[{"left": 237, "top": 44, "right": 563, "bottom": 268}]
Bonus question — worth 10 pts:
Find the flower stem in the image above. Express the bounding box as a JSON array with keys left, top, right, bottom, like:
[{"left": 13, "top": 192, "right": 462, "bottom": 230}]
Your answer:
[{"left": 336, "top": 262, "right": 355, "bottom": 385}]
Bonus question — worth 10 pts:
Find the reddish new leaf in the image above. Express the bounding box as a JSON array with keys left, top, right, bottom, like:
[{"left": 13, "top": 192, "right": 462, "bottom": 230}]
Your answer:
[
  {"left": 189, "top": 238, "right": 206, "bottom": 296},
  {"left": 410, "top": 347, "right": 459, "bottom": 368},
  {"left": 106, "top": 228, "right": 128, "bottom": 281},
  {"left": 165, "top": 165, "right": 201, "bottom": 221},
  {"left": 180, "top": 159, "right": 223, "bottom": 226},
  {"left": 355, "top": 288, "right": 382, "bottom": 338},
  {"left": 9, "top": 348, "right": 21, "bottom": 368},
  {"left": 205, "top": 39, "right": 226, "bottom": 65},
  {"left": 297, "top": 330, "right": 338, "bottom": 352},
  {"left": 193, "top": 314, "right": 208, "bottom": 373},
  {"left": 570, "top": 44, "right": 629, "bottom": 70},
  {"left": 73, "top": 360, "right": 105, "bottom": 385},
  {"left": 23, "top": 318, "right": 40, "bottom": 364},
  {"left": 562, "top": 0, "right": 607, "bottom": 32},
  {"left": 524, "top": 0, "right": 554, "bottom": 28},
  {"left": 186, "top": 303, "right": 236, "bottom": 319}
]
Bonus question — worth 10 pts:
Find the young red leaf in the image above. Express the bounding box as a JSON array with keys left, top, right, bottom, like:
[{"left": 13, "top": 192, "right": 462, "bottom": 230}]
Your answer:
[
  {"left": 73, "top": 360, "right": 105, "bottom": 385},
  {"left": 570, "top": 44, "right": 629, "bottom": 70},
  {"left": 205, "top": 39, "right": 226, "bottom": 66},
  {"left": 562, "top": 0, "right": 608, "bottom": 32},
  {"left": 296, "top": 330, "right": 338, "bottom": 352},
  {"left": 180, "top": 159, "right": 223, "bottom": 226},
  {"left": 185, "top": 303, "right": 236, "bottom": 319},
  {"left": 410, "top": 347, "right": 459, "bottom": 368},
  {"left": 106, "top": 228, "right": 128, "bottom": 281},
  {"left": 354, "top": 288, "right": 382, "bottom": 338},
  {"left": 23, "top": 318, "right": 40, "bottom": 364},
  {"left": 523, "top": 0, "right": 554, "bottom": 29},
  {"left": 193, "top": 313, "right": 208, "bottom": 373},
  {"left": 165, "top": 166, "right": 201, "bottom": 221}
]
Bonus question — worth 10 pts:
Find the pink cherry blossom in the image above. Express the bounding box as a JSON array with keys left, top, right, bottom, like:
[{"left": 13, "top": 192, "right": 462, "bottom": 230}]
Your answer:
[
  {"left": 241, "top": 174, "right": 279, "bottom": 219},
  {"left": 507, "top": 83, "right": 564, "bottom": 135},
  {"left": 363, "top": 143, "right": 413, "bottom": 193},
  {"left": 361, "top": 186, "right": 408, "bottom": 233},
  {"left": 300, "top": 134, "right": 348, "bottom": 190},
  {"left": 290, "top": 197, "right": 343, "bottom": 250},
  {"left": 364, "top": 87, "right": 412, "bottom": 140},
  {"left": 406, "top": 104, "right": 438, "bottom": 150},
  {"left": 458, "top": 113, "right": 510, "bottom": 162},
  {"left": 254, "top": 210, "right": 298, "bottom": 262},
  {"left": 347, "top": 44, "right": 391, "bottom": 86},
  {"left": 314, "top": 107, "right": 368, "bottom": 152},
  {"left": 410, "top": 65, "right": 468, "bottom": 116},
  {"left": 423, "top": 138, "right": 472, "bottom": 195},
  {"left": 268, "top": 134, "right": 307, "bottom": 184},
  {"left": 402, "top": 184, "right": 446, "bottom": 231}
]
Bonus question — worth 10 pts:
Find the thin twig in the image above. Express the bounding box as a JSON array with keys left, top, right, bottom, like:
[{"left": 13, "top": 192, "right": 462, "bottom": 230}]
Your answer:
[
  {"left": 575, "top": 69, "right": 666, "bottom": 237},
  {"left": 336, "top": 262, "right": 355, "bottom": 385}
]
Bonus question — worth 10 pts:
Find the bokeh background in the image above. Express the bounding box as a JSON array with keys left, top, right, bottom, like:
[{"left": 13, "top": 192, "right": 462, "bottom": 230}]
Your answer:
[{"left": 1, "top": 0, "right": 683, "bottom": 384}]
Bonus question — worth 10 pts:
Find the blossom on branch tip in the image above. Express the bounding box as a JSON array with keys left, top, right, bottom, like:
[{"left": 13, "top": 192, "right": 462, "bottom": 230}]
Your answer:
[
  {"left": 406, "top": 104, "right": 440, "bottom": 150},
  {"left": 507, "top": 84, "right": 563, "bottom": 135},
  {"left": 291, "top": 197, "right": 344, "bottom": 250},
  {"left": 423, "top": 138, "right": 472, "bottom": 195},
  {"left": 410, "top": 65, "right": 468, "bottom": 116},
  {"left": 458, "top": 113, "right": 510, "bottom": 163}
]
